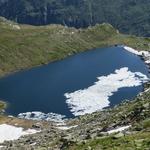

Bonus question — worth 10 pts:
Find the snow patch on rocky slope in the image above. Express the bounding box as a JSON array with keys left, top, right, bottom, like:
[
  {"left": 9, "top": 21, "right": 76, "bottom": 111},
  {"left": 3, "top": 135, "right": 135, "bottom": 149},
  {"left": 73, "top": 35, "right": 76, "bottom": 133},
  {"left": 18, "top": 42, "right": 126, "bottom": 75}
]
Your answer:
[{"left": 0, "top": 124, "right": 39, "bottom": 143}]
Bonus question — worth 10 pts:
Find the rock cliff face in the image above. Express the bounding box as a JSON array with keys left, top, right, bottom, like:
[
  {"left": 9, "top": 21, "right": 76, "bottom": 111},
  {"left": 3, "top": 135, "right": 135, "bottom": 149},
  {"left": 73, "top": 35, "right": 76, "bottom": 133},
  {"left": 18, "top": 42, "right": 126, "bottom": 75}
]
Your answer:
[{"left": 0, "top": 0, "right": 150, "bottom": 36}]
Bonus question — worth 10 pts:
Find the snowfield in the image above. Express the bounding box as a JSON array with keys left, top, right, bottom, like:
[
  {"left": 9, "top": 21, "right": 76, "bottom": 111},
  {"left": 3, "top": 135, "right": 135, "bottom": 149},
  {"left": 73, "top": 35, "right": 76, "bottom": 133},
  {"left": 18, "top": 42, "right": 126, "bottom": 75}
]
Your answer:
[
  {"left": 0, "top": 124, "right": 39, "bottom": 143},
  {"left": 107, "top": 125, "right": 131, "bottom": 134}
]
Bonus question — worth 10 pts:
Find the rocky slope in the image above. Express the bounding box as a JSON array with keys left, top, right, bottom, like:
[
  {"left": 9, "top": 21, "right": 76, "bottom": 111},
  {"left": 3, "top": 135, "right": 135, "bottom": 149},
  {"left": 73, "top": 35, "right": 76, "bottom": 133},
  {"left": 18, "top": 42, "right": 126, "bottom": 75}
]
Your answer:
[{"left": 0, "top": 82, "right": 149, "bottom": 150}]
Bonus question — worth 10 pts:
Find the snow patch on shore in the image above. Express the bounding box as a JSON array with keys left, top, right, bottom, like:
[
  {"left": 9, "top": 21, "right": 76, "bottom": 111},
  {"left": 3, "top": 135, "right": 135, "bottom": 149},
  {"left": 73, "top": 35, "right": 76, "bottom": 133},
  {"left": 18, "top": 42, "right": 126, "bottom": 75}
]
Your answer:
[
  {"left": 12, "top": 24, "right": 20, "bottom": 30},
  {"left": 145, "top": 60, "right": 150, "bottom": 64},
  {"left": 65, "top": 67, "right": 149, "bottom": 116},
  {"left": 0, "top": 124, "right": 39, "bottom": 143},
  {"left": 18, "top": 111, "right": 66, "bottom": 123},
  {"left": 107, "top": 125, "right": 131, "bottom": 134},
  {"left": 124, "top": 46, "right": 141, "bottom": 55},
  {"left": 124, "top": 46, "right": 150, "bottom": 57},
  {"left": 56, "top": 125, "right": 78, "bottom": 130},
  {"left": 0, "top": 145, "right": 5, "bottom": 149}
]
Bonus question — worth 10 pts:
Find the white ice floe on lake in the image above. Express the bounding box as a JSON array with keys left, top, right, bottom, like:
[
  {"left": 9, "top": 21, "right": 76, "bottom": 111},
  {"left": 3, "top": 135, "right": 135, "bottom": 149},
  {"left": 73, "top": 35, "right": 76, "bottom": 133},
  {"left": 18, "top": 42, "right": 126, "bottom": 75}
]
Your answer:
[
  {"left": 65, "top": 67, "right": 149, "bottom": 116},
  {"left": 18, "top": 111, "right": 66, "bottom": 123},
  {"left": 107, "top": 125, "right": 131, "bottom": 134},
  {"left": 0, "top": 124, "right": 39, "bottom": 143}
]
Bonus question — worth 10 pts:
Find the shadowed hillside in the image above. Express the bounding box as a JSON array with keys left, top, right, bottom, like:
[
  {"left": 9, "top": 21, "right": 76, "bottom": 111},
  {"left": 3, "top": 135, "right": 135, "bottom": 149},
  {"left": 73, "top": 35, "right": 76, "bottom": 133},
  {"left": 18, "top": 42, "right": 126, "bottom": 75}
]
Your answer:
[{"left": 0, "top": 0, "right": 150, "bottom": 36}]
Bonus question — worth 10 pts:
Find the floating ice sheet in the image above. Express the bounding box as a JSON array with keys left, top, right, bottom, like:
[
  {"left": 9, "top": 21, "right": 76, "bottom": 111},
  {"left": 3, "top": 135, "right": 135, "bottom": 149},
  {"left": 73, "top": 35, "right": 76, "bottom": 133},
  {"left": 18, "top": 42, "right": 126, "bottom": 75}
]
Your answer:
[{"left": 65, "top": 67, "right": 149, "bottom": 116}]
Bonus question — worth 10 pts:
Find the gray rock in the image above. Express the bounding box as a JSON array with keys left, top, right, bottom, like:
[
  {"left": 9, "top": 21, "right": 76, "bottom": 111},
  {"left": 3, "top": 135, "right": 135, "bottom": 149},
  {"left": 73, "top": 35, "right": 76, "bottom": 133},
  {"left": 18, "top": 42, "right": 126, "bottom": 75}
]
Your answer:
[{"left": 113, "top": 132, "right": 124, "bottom": 138}]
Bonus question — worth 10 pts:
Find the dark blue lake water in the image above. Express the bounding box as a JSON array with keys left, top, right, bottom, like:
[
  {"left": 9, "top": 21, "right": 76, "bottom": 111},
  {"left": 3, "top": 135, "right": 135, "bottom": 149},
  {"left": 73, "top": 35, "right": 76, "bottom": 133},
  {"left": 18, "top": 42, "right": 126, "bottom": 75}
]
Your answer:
[{"left": 0, "top": 46, "right": 149, "bottom": 119}]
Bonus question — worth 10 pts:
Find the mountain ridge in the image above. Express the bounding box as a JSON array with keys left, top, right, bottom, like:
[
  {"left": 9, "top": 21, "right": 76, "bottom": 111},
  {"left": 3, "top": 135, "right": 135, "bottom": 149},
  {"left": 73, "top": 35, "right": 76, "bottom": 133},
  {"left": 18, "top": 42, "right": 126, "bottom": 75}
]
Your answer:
[{"left": 0, "top": 0, "right": 150, "bottom": 36}]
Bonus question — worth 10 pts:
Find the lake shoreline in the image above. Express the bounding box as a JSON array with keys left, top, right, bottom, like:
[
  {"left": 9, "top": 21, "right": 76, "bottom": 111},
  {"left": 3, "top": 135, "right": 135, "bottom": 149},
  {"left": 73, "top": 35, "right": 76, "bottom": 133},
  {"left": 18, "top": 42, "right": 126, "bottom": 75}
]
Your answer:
[
  {"left": 0, "top": 45, "right": 150, "bottom": 123},
  {"left": 0, "top": 45, "right": 150, "bottom": 147},
  {"left": 123, "top": 46, "right": 150, "bottom": 66}
]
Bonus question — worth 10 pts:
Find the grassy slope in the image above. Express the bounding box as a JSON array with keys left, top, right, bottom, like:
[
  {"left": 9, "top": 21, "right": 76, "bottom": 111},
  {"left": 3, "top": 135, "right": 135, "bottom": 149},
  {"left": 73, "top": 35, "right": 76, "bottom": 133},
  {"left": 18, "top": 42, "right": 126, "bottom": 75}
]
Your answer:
[
  {"left": 0, "top": 17, "right": 150, "bottom": 78},
  {"left": 70, "top": 132, "right": 150, "bottom": 150}
]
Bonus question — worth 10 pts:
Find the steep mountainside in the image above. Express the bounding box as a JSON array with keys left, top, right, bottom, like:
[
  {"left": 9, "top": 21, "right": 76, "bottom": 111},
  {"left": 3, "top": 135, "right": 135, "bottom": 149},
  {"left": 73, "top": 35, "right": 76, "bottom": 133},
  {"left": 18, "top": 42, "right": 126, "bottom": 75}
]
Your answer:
[{"left": 0, "top": 0, "right": 150, "bottom": 36}]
